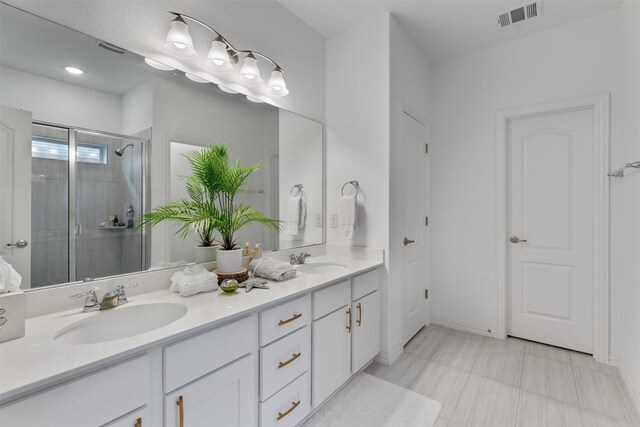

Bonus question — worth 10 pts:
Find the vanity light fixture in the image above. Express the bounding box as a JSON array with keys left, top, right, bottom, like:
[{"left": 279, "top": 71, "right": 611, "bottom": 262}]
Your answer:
[
  {"left": 64, "top": 66, "right": 84, "bottom": 75},
  {"left": 246, "top": 95, "right": 264, "bottom": 103},
  {"left": 144, "top": 58, "right": 175, "bottom": 71},
  {"left": 161, "top": 11, "right": 289, "bottom": 98},
  {"left": 185, "top": 73, "right": 209, "bottom": 83},
  {"left": 218, "top": 84, "right": 239, "bottom": 94}
]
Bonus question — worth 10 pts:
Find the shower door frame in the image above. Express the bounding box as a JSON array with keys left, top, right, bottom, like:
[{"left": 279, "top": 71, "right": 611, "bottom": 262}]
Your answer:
[{"left": 33, "top": 120, "right": 150, "bottom": 284}]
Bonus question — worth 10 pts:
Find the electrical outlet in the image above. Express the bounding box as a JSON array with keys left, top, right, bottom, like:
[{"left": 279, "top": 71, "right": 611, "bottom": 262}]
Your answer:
[
  {"left": 315, "top": 213, "right": 322, "bottom": 227},
  {"left": 329, "top": 214, "right": 338, "bottom": 228}
]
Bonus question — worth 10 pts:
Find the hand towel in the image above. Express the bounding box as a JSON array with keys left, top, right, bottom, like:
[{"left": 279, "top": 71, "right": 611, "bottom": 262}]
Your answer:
[
  {"left": 250, "top": 258, "right": 297, "bottom": 282},
  {"left": 339, "top": 194, "right": 358, "bottom": 240},
  {"left": 170, "top": 265, "right": 218, "bottom": 293},
  {"left": 286, "top": 195, "right": 302, "bottom": 235},
  {"left": 0, "top": 255, "right": 22, "bottom": 294},
  {"left": 179, "top": 277, "right": 218, "bottom": 297}
]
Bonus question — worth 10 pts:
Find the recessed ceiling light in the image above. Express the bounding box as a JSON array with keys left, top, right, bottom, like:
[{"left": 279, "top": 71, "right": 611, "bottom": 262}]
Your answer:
[
  {"left": 218, "top": 84, "right": 239, "bottom": 94},
  {"left": 64, "top": 66, "right": 84, "bottom": 75},
  {"left": 185, "top": 73, "right": 209, "bottom": 83},
  {"left": 144, "top": 58, "right": 175, "bottom": 71}
]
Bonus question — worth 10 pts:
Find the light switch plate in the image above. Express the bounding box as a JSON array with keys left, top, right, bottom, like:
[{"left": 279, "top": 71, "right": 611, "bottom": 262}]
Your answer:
[
  {"left": 329, "top": 214, "right": 338, "bottom": 228},
  {"left": 315, "top": 213, "right": 322, "bottom": 227}
]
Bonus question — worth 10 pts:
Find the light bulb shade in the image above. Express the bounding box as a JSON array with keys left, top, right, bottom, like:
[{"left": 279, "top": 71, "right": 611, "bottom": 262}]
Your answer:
[
  {"left": 239, "top": 54, "right": 262, "bottom": 83},
  {"left": 218, "top": 84, "right": 239, "bottom": 94},
  {"left": 267, "top": 69, "right": 289, "bottom": 97},
  {"left": 185, "top": 73, "right": 209, "bottom": 83},
  {"left": 144, "top": 58, "right": 175, "bottom": 71},
  {"left": 207, "top": 40, "right": 230, "bottom": 67},
  {"left": 163, "top": 17, "right": 197, "bottom": 58}
]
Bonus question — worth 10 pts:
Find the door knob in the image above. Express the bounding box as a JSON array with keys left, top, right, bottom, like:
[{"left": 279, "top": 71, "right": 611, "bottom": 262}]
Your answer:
[
  {"left": 403, "top": 237, "right": 415, "bottom": 246},
  {"left": 5, "top": 239, "right": 28, "bottom": 249},
  {"left": 510, "top": 236, "right": 527, "bottom": 244}
]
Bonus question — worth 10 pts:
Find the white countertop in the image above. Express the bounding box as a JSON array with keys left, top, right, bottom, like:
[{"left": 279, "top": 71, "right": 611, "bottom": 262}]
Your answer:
[{"left": 0, "top": 253, "right": 383, "bottom": 403}]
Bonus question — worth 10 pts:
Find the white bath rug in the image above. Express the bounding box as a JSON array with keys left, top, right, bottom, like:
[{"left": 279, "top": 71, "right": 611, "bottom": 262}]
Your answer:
[{"left": 303, "top": 372, "right": 442, "bottom": 427}]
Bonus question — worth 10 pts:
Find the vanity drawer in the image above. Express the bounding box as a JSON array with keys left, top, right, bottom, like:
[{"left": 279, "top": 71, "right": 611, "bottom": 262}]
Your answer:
[
  {"left": 260, "top": 294, "right": 311, "bottom": 346},
  {"left": 260, "top": 372, "right": 311, "bottom": 427},
  {"left": 352, "top": 268, "right": 380, "bottom": 301},
  {"left": 260, "top": 325, "right": 311, "bottom": 401},
  {"left": 313, "top": 279, "right": 351, "bottom": 320},
  {"left": 164, "top": 315, "right": 254, "bottom": 393},
  {"left": 0, "top": 354, "right": 149, "bottom": 427}
]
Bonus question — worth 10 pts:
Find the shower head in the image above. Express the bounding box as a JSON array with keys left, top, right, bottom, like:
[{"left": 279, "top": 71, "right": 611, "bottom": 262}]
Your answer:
[{"left": 115, "top": 143, "right": 134, "bottom": 157}]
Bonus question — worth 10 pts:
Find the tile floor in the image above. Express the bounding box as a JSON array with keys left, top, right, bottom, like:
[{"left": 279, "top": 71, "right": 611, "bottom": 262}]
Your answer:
[{"left": 365, "top": 325, "right": 640, "bottom": 427}]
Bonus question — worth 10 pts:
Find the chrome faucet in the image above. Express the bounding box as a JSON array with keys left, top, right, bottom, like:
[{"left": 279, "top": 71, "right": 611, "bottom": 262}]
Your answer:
[
  {"left": 70, "top": 283, "right": 137, "bottom": 312},
  {"left": 289, "top": 252, "right": 311, "bottom": 265}
]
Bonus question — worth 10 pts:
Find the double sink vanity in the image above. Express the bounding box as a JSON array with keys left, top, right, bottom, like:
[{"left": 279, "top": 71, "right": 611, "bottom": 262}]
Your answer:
[{"left": 0, "top": 248, "right": 383, "bottom": 427}]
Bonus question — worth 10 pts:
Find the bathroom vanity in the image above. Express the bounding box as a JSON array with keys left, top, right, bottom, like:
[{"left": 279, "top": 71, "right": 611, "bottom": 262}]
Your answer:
[{"left": 0, "top": 249, "right": 383, "bottom": 427}]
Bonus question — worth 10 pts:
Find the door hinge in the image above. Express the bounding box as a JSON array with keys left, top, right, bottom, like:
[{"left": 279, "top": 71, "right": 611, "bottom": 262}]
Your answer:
[
  {"left": 425, "top": 216, "right": 429, "bottom": 227},
  {"left": 425, "top": 289, "right": 429, "bottom": 299},
  {"left": 425, "top": 143, "right": 429, "bottom": 154}
]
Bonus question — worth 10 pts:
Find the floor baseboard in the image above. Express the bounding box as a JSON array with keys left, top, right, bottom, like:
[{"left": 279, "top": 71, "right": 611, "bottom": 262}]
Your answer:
[
  {"left": 609, "top": 354, "right": 640, "bottom": 418},
  {"left": 430, "top": 315, "right": 496, "bottom": 338}
]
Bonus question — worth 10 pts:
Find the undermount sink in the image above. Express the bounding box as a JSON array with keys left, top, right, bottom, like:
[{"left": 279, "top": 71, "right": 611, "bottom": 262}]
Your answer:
[
  {"left": 55, "top": 303, "right": 188, "bottom": 345},
  {"left": 296, "top": 262, "right": 349, "bottom": 275}
]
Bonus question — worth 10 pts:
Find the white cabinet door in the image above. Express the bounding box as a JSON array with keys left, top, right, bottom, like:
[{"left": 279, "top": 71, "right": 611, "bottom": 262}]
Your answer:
[
  {"left": 164, "top": 354, "right": 257, "bottom": 427},
  {"left": 102, "top": 406, "right": 149, "bottom": 427},
  {"left": 312, "top": 305, "right": 351, "bottom": 407},
  {"left": 352, "top": 291, "right": 380, "bottom": 372}
]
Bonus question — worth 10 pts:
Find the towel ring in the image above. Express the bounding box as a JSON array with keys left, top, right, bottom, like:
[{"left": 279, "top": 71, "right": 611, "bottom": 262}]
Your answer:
[
  {"left": 341, "top": 180, "right": 359, "bottom": 197},
  {"left": 290, "top": 184, "right": 303, "bottom": 196}
]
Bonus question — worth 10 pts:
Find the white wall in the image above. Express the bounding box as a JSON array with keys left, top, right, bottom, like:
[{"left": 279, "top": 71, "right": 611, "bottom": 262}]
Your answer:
[
  {"left": 326, "top": 12, "right": 393, "bottom": 358},
  {"left": 388, "top": 16, "right": 432, "bottom": 353},
  {"left": 0, "top": 65, "right": 122, "bottom": 132},
  {"left": 6, "top": 0, "right": 326, "bottom": 124},
  {"left": 121, "top": 79, "right": 153, "bottom": 136},
  {"left": 278, "top": 110, "right": 323, "bottom": 249},
  {"left": 610, "top": 0, "right": 640, "bottom": 409}
]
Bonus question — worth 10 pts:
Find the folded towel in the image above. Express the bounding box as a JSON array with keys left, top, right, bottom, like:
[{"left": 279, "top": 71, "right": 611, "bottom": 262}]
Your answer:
[
  {"left": 250, "top": 258, "right": 297, "bottom": 282},
  {"left": 179, "top": 277, "right": 218, "bottom": 297},
  {"left": 0, "top": 255, "right": 22, "bottom": 294},
  {"left": 170, "top": 265, "right": 218, "bottom": 293},
  {"left": 339, "top": 194, "right": 358, "bottom": 240},
  {"left": 286, "top": 194, "right": 306, "bottom": 235}
]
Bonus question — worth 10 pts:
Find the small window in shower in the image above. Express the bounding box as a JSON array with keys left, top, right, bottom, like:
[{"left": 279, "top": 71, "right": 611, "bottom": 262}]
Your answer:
[{"left": 31, "top": 137, "right": 108, "bottom": 164}]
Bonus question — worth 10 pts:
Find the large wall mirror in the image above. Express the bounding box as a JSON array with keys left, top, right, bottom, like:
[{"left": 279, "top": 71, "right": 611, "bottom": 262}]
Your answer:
[{"left": 0, "top": 3, "right": 324, "bottom": 291}]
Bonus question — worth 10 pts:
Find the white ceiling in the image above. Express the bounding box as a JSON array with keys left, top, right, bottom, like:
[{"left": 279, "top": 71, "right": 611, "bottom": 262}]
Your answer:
[{"left": 278, "top": 0, "right": 623, "bottom": 62}]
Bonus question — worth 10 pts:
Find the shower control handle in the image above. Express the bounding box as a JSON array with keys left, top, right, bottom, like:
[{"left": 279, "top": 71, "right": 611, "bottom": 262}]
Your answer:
[{"left": 5, "top": 240, "right": 28, "bottom": 249}]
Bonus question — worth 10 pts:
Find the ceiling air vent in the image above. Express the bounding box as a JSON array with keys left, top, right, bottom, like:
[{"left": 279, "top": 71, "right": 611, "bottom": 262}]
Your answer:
[
  {"left": 96, "top": 40, "right": 126, "bottom": 54},
  {"left": 498, "top": 1, "right": 542, "bottom": 28}
]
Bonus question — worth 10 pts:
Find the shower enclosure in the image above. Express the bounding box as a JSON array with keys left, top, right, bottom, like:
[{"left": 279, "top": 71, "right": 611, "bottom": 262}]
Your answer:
[{"left": 30, "top": 122, "right": 148, "bottom": 287}]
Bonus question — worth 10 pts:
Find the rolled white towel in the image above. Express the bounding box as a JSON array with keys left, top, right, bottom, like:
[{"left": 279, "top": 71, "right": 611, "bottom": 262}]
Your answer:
[
  {"left": 250, "top": 258, "right": 297, "bottom": 282},
  {"left": 179, "top": 277, "right": 218, "bottom": 297},
  {"left": 170, "top": 265, "right": 217, "bottom": 293},
  {"left": 0, "top": 255, "right": 22, "bottom": 294}
]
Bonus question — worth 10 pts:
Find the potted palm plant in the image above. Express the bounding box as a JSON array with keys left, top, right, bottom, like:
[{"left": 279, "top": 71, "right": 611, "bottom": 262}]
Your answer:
[{"left": 141, "top": 145, "right": 280, "bottom": 273}]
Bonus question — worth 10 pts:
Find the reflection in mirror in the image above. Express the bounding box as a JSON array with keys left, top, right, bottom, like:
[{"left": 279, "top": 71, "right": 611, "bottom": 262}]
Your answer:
[{"left": 0, "top": 3, "right": 323, "bottom": 290}]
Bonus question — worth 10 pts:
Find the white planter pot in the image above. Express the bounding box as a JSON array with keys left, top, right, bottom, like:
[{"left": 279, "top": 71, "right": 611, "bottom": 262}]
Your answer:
[
  {"left": 216, "top": 248, "right": 243, "bottom": 273},
  {"left": 194, "top": 245, "right": 218, "bottom": 264}
]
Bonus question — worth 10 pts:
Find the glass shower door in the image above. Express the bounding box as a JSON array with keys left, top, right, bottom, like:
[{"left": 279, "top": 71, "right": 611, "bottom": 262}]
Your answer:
[{"left": 74, "top": 131, "right": 144, "bottom": 281}]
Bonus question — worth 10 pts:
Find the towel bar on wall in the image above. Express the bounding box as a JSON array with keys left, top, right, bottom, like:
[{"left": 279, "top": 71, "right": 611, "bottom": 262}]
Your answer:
[
  {"left": 608, "top": 161, "right": 640, "bottom": 177},
  {"left": 341, "top": 180, "right": 360, "bottom": 197}
]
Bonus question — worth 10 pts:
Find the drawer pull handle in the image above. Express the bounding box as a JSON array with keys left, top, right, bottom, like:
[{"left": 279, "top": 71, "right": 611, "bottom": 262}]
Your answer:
[
  {"left": 135, "top": 417, "right": 142, "bottom": 427},
  {"left": 346, "top": 307, "right": 352, "bottom": 332},
  {"left": 177, "top": 395, "right": 184, "bottom": 427},
  {"left": 277, "top": 400, "right": 301, "bottom": 421},
  {"left": 278, "top": 313, "right": 302, "bottom": 326},
  {"left": 357, "top": 302, "right": 362, "bottom": 326},
  {"left": 278, "top": 352, "right": 302, "bottom": 369}
]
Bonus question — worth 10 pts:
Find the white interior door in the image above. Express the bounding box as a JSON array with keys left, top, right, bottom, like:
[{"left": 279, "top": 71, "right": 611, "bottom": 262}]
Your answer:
[
  {"left": 402, "top": 112, "right": 427, "bottom": 344},
  {"left": 507, "top": 107, "right": 594, "bottom": 353},
  {"left": 0, "top": 106, "right": 32, "bottom": 289}
]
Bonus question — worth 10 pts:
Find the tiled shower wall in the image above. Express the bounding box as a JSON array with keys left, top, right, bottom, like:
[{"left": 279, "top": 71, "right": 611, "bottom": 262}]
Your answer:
[{"left": 31, "top": 126, "right": 147, "bottom": 287}]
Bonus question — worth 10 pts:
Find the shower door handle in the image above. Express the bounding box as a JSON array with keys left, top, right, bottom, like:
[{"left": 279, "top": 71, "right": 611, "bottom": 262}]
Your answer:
[
  {"left": 75, "top": 224, "right": 82, "bottom": 235},
  {"left": 6, "top": 239, "right": 28, "bottom": 249}
]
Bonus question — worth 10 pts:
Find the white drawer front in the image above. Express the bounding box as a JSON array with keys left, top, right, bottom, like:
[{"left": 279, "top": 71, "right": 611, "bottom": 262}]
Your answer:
[
  {"left": 352, "top": 268, "right": 380, "bottom": 301},
  {"left": 313, "top": 279, "right": 350, "bottom": 320},
  {"left": 164, "top": 315, "right": 255, "bottom": 393},
  {"left": 260, "top": 294, "right": 311, "bottom": 346},
  {"left": 102, "top": 406, "right": 149, "bottom": 427},
  {"left": 1, "top": 355, "right": 149, "bottom": 427},
  {"left": 260, "top": 325, "right": 311, "bottom": 401},
  {"left": 260, "top": 372, "right": 311, "bottom": 427}
]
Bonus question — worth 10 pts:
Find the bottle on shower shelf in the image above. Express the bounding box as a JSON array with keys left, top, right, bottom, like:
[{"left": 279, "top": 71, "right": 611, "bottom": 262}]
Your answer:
[{"left": 126, "top": 204, "right": 135, "bottom": 229}]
